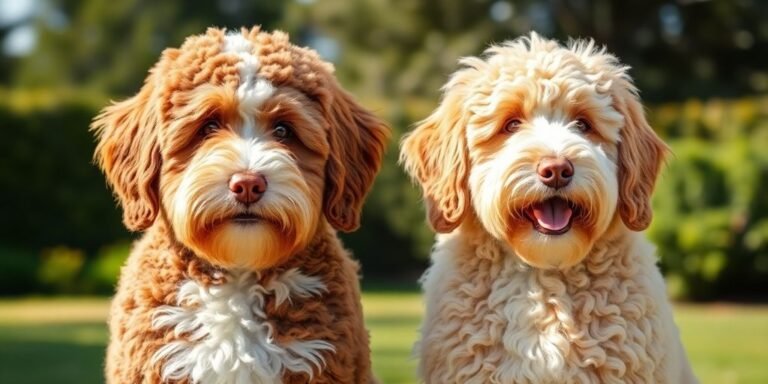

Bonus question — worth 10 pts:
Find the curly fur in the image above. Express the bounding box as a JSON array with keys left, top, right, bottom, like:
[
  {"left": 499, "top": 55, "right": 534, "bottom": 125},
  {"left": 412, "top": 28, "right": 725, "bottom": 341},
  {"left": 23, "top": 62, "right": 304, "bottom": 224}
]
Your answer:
[
  {"left": 150, "top": 269, "right": 332, "bottom": 383},
  {"left": 93, "top": 27, "right": 388, "bottom": 383},
  {"left": 401, "top": 33, "right": 697, "bottom": 383}
]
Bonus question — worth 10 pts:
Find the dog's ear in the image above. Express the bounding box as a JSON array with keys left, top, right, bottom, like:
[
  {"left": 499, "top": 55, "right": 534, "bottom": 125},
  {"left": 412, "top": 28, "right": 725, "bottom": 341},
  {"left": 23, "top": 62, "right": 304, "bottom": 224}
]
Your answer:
[
  {"left": 400, "top": 76, "right": 471, "bottom": 233},
  {"left": 323, "top": 86, "right": 390, "bottom": 232},
  {"left": 614, "top": 85, "right": 669, "bottom": 231},
  {"left": 92, "top": 72, "right": 162, "bottom": 232}
]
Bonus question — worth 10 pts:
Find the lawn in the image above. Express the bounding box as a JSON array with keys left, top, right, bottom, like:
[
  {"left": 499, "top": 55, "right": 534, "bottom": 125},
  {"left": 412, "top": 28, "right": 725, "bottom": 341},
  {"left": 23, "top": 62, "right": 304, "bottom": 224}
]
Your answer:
[{"left": 1, "top": 295, "right": 766, "bottom": 384}]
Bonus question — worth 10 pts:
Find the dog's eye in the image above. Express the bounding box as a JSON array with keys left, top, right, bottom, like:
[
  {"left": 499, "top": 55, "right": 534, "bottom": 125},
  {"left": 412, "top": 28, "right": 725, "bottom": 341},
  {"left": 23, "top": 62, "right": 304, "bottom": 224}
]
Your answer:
[
  {"left": 200, "top": 119, "right": 221, "bottom": 137},
  {"left": 273, "top": 122, "right": 293, "bottom": 141},
  {"left": 504, "top": 119, "right": 523, "bottom": 134},
  {"left": 575, "top": 119, "right": 592, "bottom": 133}
]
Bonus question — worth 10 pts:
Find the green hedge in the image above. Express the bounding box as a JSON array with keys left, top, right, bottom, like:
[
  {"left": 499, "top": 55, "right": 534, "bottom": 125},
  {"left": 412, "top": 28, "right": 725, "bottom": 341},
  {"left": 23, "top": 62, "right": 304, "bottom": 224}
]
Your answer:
[
  {"left": 1, "top": 90, "right": 766, "bottom": 300},
  {"left": 0, "top": 89, "right": 130, "bottom": 295},
  {"left": 0, "top": 90, "right": 127, "bottom": 252},
  {"left": 649, "top": 98, "right": 768, "bottom": 300}
]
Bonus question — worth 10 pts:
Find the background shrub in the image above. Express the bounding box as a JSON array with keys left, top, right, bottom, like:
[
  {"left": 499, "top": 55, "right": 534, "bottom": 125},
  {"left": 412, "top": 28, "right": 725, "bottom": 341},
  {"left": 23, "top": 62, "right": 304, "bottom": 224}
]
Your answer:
[
  {"left": 2, "top": 1, "right": 767, "bottom": 300},
  {"left": 650, "top": 98, "right": 768, "bottom": 300}
]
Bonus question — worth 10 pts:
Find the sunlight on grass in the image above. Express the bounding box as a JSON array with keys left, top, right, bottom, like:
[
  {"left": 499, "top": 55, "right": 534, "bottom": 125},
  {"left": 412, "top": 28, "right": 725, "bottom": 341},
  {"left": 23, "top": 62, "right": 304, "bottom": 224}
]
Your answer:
[
  {"left": 1, "top": 296, "right": 767, "bottom": 383},
  {"left": 676, "top": 304, "right": 768, "bottom": 384},
  {"left": 0, "top": 297, "right": 108, "bottom": 324},
  {"left": 363, "top": 292, "right": 422, "bottom": 384}
]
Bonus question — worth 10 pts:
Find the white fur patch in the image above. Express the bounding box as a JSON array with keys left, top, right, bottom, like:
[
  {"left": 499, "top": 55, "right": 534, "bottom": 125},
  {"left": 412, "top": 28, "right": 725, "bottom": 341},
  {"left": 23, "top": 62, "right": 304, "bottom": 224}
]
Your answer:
[
  {"left": 151, "top": 269, "right": 333, "bottom": 384},
  {"left": 223, "top": 32, "right": 275, "bottom": 140}
]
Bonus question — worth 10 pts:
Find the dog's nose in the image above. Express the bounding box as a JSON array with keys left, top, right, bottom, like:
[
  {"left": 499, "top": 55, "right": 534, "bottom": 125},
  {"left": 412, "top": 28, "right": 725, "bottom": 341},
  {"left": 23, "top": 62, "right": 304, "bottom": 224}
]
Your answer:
[
  {"left": 229, "top": 172, "right": 267, "bottom": 204},
  {"left": 537, "top": 157, "right": 574, "bottom": 189}
]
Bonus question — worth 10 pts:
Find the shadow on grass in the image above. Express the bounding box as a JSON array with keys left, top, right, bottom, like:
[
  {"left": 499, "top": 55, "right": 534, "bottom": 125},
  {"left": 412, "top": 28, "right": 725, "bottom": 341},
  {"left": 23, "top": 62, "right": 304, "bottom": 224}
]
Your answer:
[
  {"left": 0, "top": 340, "right": 104, "bottom": 384},
  {"left": 0, "top": 323, "right": 106, "bottom": 384}
]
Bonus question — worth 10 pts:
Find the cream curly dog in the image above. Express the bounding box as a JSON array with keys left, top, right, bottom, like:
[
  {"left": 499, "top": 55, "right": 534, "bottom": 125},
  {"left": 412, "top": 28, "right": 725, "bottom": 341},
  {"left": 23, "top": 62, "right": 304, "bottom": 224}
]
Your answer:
[
  {"left": 401, "top": 33, "right": 697, "bottom": 383},
  {"left": 93, "top": 27, "right": 388, "bottom": 383}
]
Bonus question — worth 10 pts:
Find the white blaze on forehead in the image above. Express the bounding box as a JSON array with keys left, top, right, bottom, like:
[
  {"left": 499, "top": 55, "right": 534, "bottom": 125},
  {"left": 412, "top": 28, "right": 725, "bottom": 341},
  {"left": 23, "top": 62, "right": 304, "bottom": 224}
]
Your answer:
[
  {"left": 223, "top": 32, "right": 276, "bottom": 140},
  {"left": 529, "top": 115, "right": 575, "bottom": 154}
]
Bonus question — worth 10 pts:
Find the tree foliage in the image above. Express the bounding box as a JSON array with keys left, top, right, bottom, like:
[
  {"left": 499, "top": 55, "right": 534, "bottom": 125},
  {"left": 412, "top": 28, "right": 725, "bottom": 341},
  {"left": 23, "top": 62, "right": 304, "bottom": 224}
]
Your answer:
[
  {"left": 1, "top": 0, "right": 767, "bottom": 298},
  {"left": 11, "top": 0, "right": 283, "bottom": 94},
  {"left": 650, "top": 98, "right": 768, "bottom": 300},
  {"left": 284, "top": 0, "right": 768, "bottom": 102}
]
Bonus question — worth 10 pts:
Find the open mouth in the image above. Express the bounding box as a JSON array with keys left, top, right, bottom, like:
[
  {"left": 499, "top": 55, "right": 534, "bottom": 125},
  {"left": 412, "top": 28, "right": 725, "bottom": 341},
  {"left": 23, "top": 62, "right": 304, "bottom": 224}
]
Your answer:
[
  {"left": 525, "top": 197, "right": 575, "bottom": 235},
  {"left": 230, "top": 212, "right": 262, "bottom": 225}
]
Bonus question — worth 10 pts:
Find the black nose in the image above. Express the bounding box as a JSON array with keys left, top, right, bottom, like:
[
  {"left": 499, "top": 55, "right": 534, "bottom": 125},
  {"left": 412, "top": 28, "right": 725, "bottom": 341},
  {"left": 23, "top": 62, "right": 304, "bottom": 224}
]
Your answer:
[
  {"left": 537, "top": 156, "right": 574, "bottom": 189},
  {"left": 229, "top": 172, "right": 267, "bottom": 204}
]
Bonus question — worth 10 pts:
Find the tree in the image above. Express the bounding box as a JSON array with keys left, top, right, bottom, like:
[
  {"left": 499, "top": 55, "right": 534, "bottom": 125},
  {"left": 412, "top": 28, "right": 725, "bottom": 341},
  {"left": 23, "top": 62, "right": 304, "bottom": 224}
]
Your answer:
[{"left": 12, "top": 0, "right": 284, "bottom": 95}]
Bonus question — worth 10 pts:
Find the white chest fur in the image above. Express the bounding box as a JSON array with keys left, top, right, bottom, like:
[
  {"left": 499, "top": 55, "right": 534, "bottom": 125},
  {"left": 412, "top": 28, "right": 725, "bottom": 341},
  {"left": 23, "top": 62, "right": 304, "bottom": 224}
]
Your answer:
[
  {"left": 419, "top": 233, "right": 684, "bottom": 384},
  {"left": 151, "top": 269, "right": 333, "bottom": 384}
]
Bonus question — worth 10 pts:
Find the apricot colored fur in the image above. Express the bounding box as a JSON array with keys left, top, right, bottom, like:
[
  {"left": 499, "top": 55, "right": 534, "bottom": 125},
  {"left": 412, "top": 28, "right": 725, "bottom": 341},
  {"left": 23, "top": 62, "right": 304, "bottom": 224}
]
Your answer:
[{"left": 94, "top": 27, "right": 387, "bottom": 383}]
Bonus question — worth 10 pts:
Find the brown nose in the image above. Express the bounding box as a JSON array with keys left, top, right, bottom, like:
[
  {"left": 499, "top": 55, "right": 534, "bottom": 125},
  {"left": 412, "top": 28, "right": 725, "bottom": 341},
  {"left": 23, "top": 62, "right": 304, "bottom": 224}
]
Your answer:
[
  {"left": 229, "top": 172, "right": 267, "bottom": 205},
  {"left": 537, "top": 156, "right": 574, "bottom": 189}
]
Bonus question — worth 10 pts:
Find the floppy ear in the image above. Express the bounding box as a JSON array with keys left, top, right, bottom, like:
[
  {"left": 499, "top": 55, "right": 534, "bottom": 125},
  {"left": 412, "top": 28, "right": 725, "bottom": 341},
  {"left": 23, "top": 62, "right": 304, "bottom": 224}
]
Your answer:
[
  {"left": 400, "top": 80, "right": 471, "bottom": 233},
  {"left": 323, "top": 86, "right": 390, "bottom": 232},
  {"left": 614, "top": 86, "right": 669, "bottom": 231},
  {"left": 91, "top": 74, "right": 162, "bottom": 232}
]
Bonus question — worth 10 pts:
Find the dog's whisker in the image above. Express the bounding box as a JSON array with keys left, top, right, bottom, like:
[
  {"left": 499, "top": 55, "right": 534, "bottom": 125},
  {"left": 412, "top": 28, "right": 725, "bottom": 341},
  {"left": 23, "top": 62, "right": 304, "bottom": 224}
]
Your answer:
[
  {"left": 93, "top": 26, "right": 389, "bottom": 384},
  {"left": 402, "top": 31, "right": 692, "bottom": 384}
]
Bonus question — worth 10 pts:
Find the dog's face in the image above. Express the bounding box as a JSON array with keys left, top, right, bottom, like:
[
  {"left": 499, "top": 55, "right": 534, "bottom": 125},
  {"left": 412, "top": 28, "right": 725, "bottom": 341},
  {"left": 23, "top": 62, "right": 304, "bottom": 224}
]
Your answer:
[
  {"left": 93, "top": 28, "right": 388, "bottom": 270},
  {"left": 401, "top": 33, "right": 667, "bottom": 269}
]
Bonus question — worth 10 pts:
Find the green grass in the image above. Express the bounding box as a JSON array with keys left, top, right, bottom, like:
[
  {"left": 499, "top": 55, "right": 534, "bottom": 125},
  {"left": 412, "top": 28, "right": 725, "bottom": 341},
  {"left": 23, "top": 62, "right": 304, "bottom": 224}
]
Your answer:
[
  {"left": 364, "top": 293, "right": 422, "bottom": 384},
  {"left": 1, "top": 296, "right": 766, "bottom": 383},
  {"left": 675, "top": 304, "right": 768, "bottom": 384}
]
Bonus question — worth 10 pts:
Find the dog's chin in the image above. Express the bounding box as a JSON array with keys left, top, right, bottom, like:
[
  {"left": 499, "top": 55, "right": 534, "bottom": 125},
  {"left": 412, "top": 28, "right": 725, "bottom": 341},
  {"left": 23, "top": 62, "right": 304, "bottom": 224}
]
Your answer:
[
  {"left": 182, "top": 212, "right": 312, "bottom": 271},
  {"left": 504, "top": 197, "right": 595, "bottom": 269}
]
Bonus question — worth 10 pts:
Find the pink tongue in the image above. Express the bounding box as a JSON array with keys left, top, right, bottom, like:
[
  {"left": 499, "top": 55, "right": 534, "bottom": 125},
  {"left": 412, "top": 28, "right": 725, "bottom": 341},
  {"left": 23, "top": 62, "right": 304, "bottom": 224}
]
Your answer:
[{"left": 531, "top": 199, "right": 572, "bottom": 231}]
